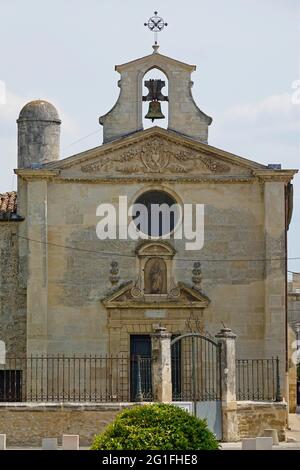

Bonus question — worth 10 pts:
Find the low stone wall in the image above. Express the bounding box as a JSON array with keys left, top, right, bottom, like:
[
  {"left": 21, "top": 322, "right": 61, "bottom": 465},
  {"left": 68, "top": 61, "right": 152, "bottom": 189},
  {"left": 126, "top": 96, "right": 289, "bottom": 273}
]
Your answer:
[
  {"left": 237, "top": 401, "right": 287, "bottom": 442},
  {"left": 0, "top": 401, "right": 288, "bottom": 446},
  {"left": 0, "top": 403, "right": 138, "bottom": 447}
]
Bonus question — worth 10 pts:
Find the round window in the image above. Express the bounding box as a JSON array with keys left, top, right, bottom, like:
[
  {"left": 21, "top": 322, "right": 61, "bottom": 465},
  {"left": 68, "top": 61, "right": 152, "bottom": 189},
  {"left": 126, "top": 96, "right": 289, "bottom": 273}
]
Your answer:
[{"left": 133, "top": 190, "right": 180, "bottom": 237}]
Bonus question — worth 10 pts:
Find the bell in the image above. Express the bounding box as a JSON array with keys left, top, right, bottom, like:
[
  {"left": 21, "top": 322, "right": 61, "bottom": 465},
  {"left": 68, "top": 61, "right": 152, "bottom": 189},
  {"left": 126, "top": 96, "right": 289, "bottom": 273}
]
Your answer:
[{"left": 145, "top": 101, "right": 165, "bottom": 122}]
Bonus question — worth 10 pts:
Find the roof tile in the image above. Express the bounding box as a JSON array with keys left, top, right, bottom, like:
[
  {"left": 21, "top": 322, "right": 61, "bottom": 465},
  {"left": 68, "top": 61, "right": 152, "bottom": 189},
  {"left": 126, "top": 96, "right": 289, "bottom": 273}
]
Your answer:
[{"left": 0, "top": 191, "right": 17, "bottom": 214}]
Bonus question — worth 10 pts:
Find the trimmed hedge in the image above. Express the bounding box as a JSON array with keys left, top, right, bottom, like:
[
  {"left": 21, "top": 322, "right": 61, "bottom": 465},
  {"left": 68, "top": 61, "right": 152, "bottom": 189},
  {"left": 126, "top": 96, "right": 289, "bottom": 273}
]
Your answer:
[{"left": 91, "top": 403, "right": 219, "bottom": 450}]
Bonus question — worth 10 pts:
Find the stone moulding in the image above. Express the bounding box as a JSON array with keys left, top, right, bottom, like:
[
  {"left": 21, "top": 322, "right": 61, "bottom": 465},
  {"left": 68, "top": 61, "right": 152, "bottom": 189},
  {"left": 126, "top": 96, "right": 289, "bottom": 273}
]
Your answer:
[
  {"left": 33, "top": 127, "right": 267, "bottom": 171},
  {"left": 14, "top": 172, "right": 297, "bottom": 184},
  {"left": 13, "top": 171, "right": 257, "bottom": 184},
  {"left": 252, "top": 170, "right": 298, "bottom": 183},
  {"left": 102, "top": 280, "right": 210, "bottom": 309},
  {"left": 14, "top": 128, "right": 297, "bottom": 183},
  {"left": 14, "top": 169, "right": 60, "bottom": 181}
]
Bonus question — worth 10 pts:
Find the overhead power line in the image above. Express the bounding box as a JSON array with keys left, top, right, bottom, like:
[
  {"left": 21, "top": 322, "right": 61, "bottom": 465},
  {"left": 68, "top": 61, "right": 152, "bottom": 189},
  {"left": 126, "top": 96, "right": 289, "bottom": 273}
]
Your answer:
[
  {"left": 16, "top": 235, "right": 300, "bottom": 264},
  {"left": 61, "top": 129, "right": 101, "bottom": 153}
]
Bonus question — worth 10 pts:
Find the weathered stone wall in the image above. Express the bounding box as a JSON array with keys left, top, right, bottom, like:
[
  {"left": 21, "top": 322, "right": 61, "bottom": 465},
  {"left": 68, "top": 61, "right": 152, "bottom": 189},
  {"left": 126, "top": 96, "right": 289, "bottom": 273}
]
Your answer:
[
  {"left": 0, "top": 401, "right": 288, "bottom": 446},
  {"left": 237, "top": 401, "right": 287, "bottom": 441},
  {"left": 40, "top": 180, "right": 268, "bottom": 358},
  {"left": 0, "top": 403, "right": 135, "bottom": 447},
  {"left": 16, "top": 129, "right": 290, "bottom": 401},
  {"left": 288, "top": 324, "right": 297, "bottom": 412},
  {"left": 0, "top": 223, "right": 26, "bottom": 354}
]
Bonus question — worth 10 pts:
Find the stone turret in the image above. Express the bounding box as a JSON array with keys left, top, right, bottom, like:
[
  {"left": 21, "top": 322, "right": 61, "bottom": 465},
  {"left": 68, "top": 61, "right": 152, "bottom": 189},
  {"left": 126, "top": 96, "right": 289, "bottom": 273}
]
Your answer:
[
  {"left": 17, "top": 100, "right": 61, "bottom": 168},
  {"left": 99, "top": 47, "right": 212, "bottom": 144}
]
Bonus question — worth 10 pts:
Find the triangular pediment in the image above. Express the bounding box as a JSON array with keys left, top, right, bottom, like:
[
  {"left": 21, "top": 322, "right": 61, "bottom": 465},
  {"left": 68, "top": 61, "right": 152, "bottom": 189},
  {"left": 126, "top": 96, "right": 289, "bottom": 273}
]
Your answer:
[
  {"left": 115, "top": 51, "right": 197, "bottom": 74},
  {"left": 102, "top": 280, "right": 210, "bottom": 309},
  {"left": 43, "top": 127, "right": 267, "bottom": 180}
]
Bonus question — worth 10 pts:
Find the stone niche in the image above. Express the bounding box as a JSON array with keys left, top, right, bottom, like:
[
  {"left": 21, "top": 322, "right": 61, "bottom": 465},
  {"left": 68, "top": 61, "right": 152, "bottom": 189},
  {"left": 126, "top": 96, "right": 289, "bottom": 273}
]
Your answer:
[
  {"left": 102, "top": 241, "right": 210, "bottom": 357},
  {"left": 133, "top": 241, "right": 178, "bottom": 299}
]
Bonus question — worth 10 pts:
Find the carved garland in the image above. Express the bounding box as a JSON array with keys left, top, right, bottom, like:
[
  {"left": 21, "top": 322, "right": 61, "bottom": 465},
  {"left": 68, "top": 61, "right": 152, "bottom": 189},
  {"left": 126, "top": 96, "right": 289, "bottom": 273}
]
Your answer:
[{"left": 81, "top": 138, "right": 231, "bottom": 174}]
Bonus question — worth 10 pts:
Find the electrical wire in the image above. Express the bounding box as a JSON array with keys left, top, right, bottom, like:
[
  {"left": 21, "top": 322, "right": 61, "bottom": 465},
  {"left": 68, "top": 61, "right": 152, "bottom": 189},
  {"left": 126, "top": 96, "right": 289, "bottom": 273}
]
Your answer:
[
  {"left": 61, "top": 129, "right": 101, "bottom": 153},
  {"left": 16, "top": 234, "right": 300, "bottom": 264}
]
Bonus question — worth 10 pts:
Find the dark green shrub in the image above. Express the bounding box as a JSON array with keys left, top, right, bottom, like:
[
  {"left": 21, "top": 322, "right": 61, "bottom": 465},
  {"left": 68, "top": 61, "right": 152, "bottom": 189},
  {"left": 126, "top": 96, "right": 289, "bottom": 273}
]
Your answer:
[{"left": 91, "top": 403, "right": 219, "bottom": 450}]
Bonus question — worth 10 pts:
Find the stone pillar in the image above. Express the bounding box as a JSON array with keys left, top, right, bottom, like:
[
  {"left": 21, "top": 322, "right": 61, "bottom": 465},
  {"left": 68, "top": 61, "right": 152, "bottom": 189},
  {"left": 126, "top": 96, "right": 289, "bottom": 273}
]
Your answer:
[
  {"left": 151, "top": 327, "right": 172, "bottom": 402},
  {"left": 215, "top": 328, "right": 239, "bottom": 442},
  {"left": 264, "top": 182, "right": 286, "bottom": 399},
  {"left": 27, "top": 180, "right": 48, "bottom": 355}
]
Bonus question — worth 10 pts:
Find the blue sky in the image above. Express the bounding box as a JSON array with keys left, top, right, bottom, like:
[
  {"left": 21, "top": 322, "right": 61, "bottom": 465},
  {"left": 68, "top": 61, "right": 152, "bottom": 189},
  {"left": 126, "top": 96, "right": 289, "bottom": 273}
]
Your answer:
[{"left": 0, "top": 0, "right": 299, "bottom": 270}]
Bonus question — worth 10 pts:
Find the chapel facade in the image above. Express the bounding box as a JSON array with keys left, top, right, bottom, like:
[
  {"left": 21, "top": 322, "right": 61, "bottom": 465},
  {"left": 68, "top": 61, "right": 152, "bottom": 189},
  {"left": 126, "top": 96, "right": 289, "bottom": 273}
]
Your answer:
[{"left": 0, "top": 46, "right": 298, "bottom": 404}]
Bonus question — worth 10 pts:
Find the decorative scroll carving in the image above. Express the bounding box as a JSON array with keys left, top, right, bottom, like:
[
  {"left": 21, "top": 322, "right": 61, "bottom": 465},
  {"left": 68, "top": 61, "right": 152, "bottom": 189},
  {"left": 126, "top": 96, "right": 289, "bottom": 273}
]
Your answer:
[
  {"left": 169, "top": 287, "right": 181, "bottom": 298},
  {"left": 131, "top": 286, "right": 143, "bottom": 298},
  {"left": 200, "top": 155, "right": 232, "bottom": 173},
  {"left": 81, "top": 137, "right": 231, "bottom": 175}
]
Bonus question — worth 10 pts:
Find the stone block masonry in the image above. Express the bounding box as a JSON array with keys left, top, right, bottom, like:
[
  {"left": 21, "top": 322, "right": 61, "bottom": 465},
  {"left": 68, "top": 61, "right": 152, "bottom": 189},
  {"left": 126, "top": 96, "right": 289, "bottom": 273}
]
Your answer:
[
  {"left": 0, "top": 403, "right": 137, "bottom": 447},
  {"left": 237, "top": 401, "right": 287, "bottom": 442},
  {"left": 0, "top": 401, "right": 288, "bottom": 446}
]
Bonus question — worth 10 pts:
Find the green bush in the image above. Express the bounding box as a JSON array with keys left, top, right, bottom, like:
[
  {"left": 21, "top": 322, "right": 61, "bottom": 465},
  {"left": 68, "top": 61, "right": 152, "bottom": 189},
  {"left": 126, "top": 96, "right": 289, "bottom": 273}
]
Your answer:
[{"left": 91, "top": 403, "right": 219, "bottom": 450}]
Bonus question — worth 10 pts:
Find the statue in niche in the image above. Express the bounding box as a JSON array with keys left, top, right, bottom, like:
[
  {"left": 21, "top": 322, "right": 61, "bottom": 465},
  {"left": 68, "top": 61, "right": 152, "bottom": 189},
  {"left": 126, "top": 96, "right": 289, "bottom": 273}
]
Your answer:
[
  {"left": 144, "top": 258, "right": 167, "bottom": 294},
  {"left": 150, "top": 261, "right": 163, "bottom": 293}
]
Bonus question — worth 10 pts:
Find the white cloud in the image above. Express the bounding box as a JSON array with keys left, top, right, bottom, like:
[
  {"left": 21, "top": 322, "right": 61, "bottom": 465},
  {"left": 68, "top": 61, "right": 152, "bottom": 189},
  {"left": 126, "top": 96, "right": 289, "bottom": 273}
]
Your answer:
[
  {"left": 0, "top": 89, "right": 26, "bottom": 122},
  {"left": 210, "top": 92, "right": 300, "bottom": 271},
  {"left": 0, "top": 88, "right": 78, "bottom": 135},
  {"left": 210, "top": 92, "right": 300, "bottom": 166},
  {"left": 216, "top": 92, "right": 300, "bottom": 131}
]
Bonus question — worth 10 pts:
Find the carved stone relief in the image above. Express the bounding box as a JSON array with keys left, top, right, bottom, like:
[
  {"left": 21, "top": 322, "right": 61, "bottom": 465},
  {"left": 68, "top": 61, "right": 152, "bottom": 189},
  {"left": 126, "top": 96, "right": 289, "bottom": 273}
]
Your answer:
[{"left": 81, "top": 137, "right": 231, "bottom": 175}]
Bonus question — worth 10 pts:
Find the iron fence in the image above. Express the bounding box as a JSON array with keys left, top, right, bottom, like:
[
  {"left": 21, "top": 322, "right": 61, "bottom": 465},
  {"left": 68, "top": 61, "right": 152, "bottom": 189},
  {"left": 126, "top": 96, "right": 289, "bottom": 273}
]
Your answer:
[
  {"left": 0, "top": 354, "right": 282, "bottom": 403},
  {"left": 0, "top": 355, "right": 129, "bottom": 402},
  {"left": 236, "top": 357, "right": 281, "bottom": 401},
  {"left": 134, "top": 356, "right": 153, "bottom": 402}
]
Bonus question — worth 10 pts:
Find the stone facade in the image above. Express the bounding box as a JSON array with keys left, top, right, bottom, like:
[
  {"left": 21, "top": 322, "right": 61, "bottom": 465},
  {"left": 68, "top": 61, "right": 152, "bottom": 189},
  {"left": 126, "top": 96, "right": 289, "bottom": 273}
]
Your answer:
[
  {"left": 12, "top": 126, "right": 296, "bottom": 399},
  {"left": 0, "top": 49, "right": 298, "bottom": 431}
]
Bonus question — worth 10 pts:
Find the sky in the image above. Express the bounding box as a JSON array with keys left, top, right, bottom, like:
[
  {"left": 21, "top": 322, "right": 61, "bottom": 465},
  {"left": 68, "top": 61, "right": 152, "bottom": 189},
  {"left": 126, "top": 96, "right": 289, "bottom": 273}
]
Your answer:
[{"left": 0, "top": 0, "right": 299, "bottom": 271}]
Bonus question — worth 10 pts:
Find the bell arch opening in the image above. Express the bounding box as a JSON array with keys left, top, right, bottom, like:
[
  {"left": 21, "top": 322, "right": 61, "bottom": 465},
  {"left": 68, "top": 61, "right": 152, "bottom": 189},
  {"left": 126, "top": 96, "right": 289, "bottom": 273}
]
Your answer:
[{"left": 142, "top": 68, "right": 169, "bottom": 130}]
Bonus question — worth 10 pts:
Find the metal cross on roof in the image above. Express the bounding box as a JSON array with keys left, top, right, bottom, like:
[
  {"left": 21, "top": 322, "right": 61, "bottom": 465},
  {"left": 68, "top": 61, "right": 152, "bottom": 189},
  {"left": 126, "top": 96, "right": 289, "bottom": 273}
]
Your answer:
[{"left": 144, "top": 11, "right": 168, "bottom": 47}]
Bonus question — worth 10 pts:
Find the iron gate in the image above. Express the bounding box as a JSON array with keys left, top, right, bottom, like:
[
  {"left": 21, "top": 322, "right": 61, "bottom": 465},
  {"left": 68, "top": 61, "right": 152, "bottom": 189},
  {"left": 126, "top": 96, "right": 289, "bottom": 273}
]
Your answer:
[{"left": 171, "top": 333, "right": 222, "bottom": 439}]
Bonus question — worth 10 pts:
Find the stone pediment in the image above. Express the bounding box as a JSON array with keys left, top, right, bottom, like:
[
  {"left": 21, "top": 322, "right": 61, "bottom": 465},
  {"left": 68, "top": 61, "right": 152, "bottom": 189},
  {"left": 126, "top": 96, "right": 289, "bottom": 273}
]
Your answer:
[
  {"left": 102, "top": 281, "right": 210, "bottom": 309},
  {"left": 42, "top": 127, "right": 268, "bottom": 181},
  {"left": 80, "top": 137, "right": 233, "bottom": 176}
]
